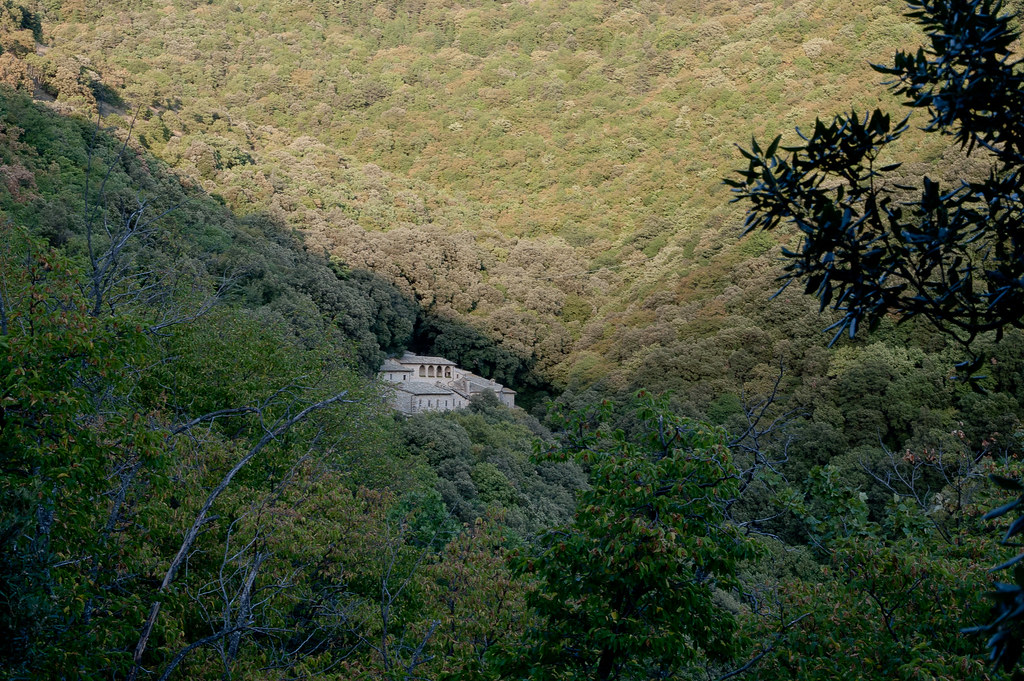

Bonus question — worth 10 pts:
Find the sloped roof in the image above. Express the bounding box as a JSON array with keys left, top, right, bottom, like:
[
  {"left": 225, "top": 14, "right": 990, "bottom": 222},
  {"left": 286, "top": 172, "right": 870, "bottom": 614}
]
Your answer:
[
  {"left": 381, "top": 359, "right": 414, "bottom": 372},
  {"left": 463, "top": 373, "right": 516, "bottom": 395},
  {"left": 394, "top": 381, "right": 455, "bottom": 396},
  {"left": 399, "top": 351, "right": 456, "bottom": 366}
]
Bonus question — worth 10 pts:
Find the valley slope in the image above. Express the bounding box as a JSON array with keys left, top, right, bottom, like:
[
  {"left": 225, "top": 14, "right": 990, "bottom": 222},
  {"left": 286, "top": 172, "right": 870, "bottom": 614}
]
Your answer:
[{"left": 3, "top": 0, "right": 960, "bottom": 402}]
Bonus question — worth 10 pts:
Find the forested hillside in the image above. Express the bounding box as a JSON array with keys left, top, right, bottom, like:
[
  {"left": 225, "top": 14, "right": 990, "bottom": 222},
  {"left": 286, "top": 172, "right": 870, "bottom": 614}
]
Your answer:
[
  {"left": 0, "top": 88, "right": 586, "bottom": 679},
  {"left": 3, "top": 0, "right": 957, "bottom": 394},
  {"left": 3, "top": 0, "right": 1024, "bottom": 679}
]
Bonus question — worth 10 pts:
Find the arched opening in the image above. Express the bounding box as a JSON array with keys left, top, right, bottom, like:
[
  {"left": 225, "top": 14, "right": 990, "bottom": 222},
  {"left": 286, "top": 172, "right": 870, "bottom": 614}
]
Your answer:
[
  {"left": 419, "top": 366, "right": 425, "bottom": 377},
  {"left": 428, "top": 366, "right": 435, "bottom": 377},
  {"left": 444, "top": 367, "right": 451, "bottom": 378}
]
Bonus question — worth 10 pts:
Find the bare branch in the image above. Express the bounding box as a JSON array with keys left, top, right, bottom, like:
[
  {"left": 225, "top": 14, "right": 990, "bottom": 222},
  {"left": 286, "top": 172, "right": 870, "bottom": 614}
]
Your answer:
[
  {"left": 0, "top": 285, "right": 7, "bottom": 336},
  {"left": 169, "top": 406, "right": 259, "bottom": 436},
  {"left": 128, "top": 389, "right": 357, "bottom": 681},
  {"left": 165, "top": 390, "right": 354, "bottom": 590},
  {"left": 715, "top": 613, "right": 811, "bottom": 681},
  {"left": 155, "top": 623, "right": 251, "bottom": 681},
  {"left": 145, "top": 273, "right": 234, "bottom": 335},
  {"left": 227, "top": 550, "right": 269, "bottom": 662}
]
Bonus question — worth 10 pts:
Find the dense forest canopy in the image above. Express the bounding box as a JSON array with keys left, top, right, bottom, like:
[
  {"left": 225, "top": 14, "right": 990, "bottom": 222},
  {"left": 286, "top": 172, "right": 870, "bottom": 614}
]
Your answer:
[
  {"left": 1, "top": 0, "right": 1024, "bottom": 679},
  {"left": 2, "top": 0, "right": 958, "bottom": 395}
]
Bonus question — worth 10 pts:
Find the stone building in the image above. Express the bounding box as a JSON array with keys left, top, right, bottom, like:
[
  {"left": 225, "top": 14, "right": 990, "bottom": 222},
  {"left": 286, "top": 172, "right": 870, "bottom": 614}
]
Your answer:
[{"left": 379, "top": 352, "right": 515, "bottom": 415}]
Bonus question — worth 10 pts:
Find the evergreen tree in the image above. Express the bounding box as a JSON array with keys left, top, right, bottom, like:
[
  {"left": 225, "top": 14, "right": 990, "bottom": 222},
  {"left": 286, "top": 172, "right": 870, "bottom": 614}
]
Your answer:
[
  {"left": 728, "top": 0, "right": 1024, "bottom": 364},
  {"left": 729, "top": 0, "right": 1024, "bottom": 670}
]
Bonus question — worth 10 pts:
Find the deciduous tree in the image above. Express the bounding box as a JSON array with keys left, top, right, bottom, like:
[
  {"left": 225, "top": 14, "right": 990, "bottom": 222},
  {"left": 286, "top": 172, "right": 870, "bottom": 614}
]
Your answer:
[
  {"left": 498, "top": 393, "right": 757, "bottom": 681},
  {"left": 729, "top": 0, "right": 1024, "bottom": 669}
]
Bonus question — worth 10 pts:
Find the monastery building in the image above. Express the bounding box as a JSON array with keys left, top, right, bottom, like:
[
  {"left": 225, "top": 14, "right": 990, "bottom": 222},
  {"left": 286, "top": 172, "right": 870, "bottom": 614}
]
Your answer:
[{"left": 379, "top": 352, "right": 515, "bottom": 415}]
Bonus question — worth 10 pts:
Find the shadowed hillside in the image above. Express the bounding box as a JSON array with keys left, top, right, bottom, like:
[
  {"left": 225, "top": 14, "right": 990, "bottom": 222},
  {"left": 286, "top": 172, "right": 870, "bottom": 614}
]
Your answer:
[{"left": 1, "top": 0, "right": 962, "bottom": 395}]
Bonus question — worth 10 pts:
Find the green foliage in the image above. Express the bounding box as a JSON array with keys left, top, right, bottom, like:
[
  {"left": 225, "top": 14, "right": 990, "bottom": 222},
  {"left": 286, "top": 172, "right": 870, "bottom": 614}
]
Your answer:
[
  {"left": 730, "top": 0, "right": 1024, "bottom": 362},
  {"left": 0, "top": 221, "right": 414, "bottom": 678},
  {"left": 731, "top": 0, "right": 1024, "bottom": 670},
  {"left": 390, "top": 488, "right": 461, "bottom": 550},
  {"left": 399, "top": 394, "right": 582, "bottom": 537},
  {"left": 755, "top": 537, "right": 993, "bottom": 680},
  {"left": 0, "top": 228, "right": 158, "bottom": 676},
  {"left": 0, "top": 89, "right": 422, "bottom": 375},
  {"left": 9, "top": 0, "right": 935, "bottom": 398},
  {"left": 968, "top": 472, "right": 1024, "bottom": 672},
  {"left": 751, "top": 442, "right": 1008, "bottom": 680},
  {"left": 0, "top": 89, "right": 542, "bottom": 681},
  {"left": 499, "top": 393, "right": 758, "bottom": 680},
  {"left": 794, "top": 465, "right": 873, "bottom": 547},
  {"left": 3, "top": 0, "right": 1024, "bottom": 677}
]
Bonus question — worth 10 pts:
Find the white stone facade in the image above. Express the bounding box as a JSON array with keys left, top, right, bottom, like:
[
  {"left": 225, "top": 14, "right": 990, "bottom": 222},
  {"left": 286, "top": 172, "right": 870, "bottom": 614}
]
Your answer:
[{"left": 379, "top": 352, "right": 516, "bottom": 415}]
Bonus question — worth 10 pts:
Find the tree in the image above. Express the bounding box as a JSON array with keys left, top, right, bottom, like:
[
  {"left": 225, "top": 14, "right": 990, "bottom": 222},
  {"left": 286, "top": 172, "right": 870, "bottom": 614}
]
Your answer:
[
  {"left": 727, "top": 0, "right": 1024, "bottom": 367},
  {"left": 728, "top": 0, "right": 1024, "bottom": 670},
  {"left": 0, "top": 97, "right": 426, "bottom": 678},
  {"left": 496, "top": 393, "right": 757, "bottom": 681},
  {"left": 0, "top": 227, "right": 157, "bottom": 677}
]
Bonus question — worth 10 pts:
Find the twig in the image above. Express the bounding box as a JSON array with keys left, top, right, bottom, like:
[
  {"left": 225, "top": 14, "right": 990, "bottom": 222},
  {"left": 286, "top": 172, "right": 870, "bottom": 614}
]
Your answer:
[{"left": 128, "top": 390, "right": 356, "bottom": 680}]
